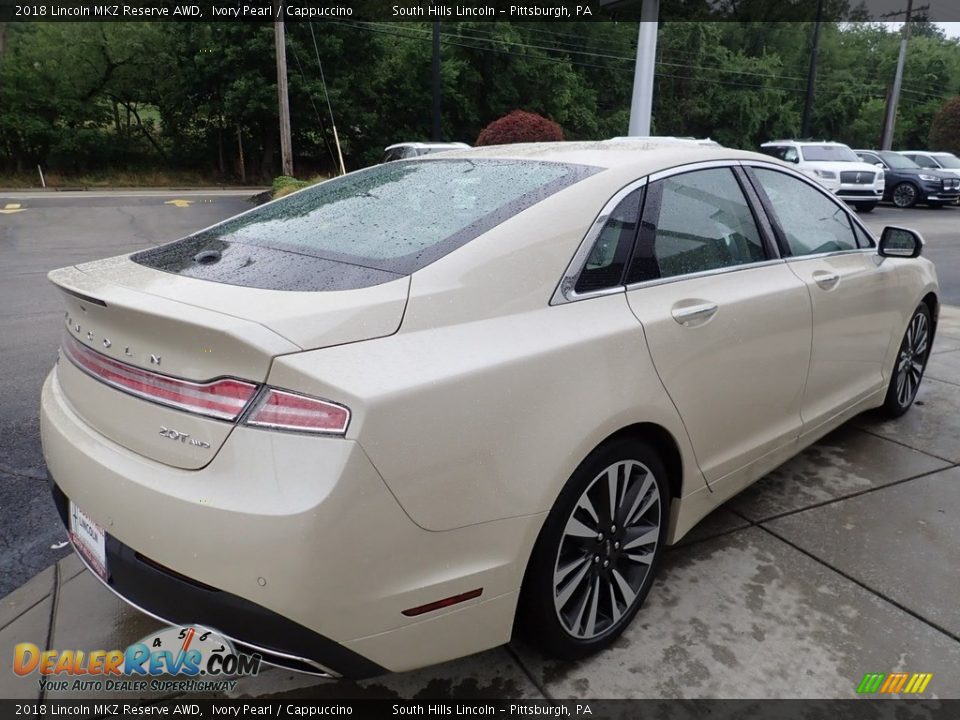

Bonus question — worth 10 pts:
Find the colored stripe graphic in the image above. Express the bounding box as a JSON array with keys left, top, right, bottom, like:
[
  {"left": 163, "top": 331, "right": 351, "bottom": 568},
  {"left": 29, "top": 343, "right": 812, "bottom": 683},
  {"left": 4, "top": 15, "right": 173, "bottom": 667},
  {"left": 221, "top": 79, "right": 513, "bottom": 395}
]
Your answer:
[
  {"left": 881, "top": 672, "right": 909, "bottom": 693},
  {"left": 858, "top": 672, "right": 933, "bottom": 694},
  {"left": 857, "top": 673, "right": 886, "bottom": 694}
]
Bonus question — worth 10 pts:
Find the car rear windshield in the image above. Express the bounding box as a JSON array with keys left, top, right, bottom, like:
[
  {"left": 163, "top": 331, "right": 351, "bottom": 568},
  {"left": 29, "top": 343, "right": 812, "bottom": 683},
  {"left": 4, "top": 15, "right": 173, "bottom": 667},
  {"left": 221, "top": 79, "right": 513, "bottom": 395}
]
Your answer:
[
  {"left": 801, "top": 145, "right": 860, "bottom": 162},
  {"left": 133, "top": 159, "right": 597, "bottom": 291}
]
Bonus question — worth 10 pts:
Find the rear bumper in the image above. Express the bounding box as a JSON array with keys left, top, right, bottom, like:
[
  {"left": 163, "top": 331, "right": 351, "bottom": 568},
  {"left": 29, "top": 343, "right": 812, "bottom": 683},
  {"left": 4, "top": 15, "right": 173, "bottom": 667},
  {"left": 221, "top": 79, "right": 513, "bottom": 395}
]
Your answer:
[
  {"left": 40, "top": 366, "right": 537, "bottom": 674},
  {"left": 50, "top": 482, "right": 378, "bottom": 678}
]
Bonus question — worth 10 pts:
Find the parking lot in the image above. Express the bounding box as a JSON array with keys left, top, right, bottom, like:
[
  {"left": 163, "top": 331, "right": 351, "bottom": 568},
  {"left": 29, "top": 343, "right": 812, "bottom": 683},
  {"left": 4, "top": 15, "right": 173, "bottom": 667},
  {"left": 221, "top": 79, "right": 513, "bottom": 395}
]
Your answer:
[{"left": 1, "top": 191, "right": 959, "bottom": 699}]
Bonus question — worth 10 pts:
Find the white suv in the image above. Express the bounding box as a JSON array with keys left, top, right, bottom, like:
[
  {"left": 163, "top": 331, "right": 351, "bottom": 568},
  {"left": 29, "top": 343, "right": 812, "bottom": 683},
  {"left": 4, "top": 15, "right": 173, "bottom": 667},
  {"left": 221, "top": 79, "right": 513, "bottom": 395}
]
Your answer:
[{"left": 760, "top": 140, "right": 885, "bottom": 212}]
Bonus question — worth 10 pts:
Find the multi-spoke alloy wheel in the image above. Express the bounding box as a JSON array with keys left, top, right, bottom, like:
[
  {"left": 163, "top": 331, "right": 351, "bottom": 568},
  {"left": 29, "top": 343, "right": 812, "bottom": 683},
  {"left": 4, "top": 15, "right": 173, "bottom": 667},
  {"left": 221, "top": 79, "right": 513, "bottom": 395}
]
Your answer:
[
  {"left": 553, "top": 460, "right": 660, "bottom": 639},
  {"left": 892, "top": 182, "right": 919, "bottom": 208},
  {"left": 517, "top": 438, "right": 668, "bottom": 659},
  {"left": 883, "top": 304, "right": 932, "bottom": 417}
]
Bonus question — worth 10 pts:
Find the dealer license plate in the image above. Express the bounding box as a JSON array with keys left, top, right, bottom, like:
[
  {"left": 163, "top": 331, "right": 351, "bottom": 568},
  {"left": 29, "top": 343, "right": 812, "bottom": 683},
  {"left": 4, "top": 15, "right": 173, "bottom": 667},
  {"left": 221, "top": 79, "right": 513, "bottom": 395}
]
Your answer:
[{"left": 68, "top": 501, "right": 108, "bottom": 580}]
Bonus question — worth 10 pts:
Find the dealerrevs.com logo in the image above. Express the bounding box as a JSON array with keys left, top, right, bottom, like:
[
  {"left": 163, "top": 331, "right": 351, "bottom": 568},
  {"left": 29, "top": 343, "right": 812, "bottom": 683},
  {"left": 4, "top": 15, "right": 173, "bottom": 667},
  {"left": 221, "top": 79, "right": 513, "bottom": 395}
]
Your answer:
[{"left": 13, "top": 626, "right": 261, "bottom": 693}]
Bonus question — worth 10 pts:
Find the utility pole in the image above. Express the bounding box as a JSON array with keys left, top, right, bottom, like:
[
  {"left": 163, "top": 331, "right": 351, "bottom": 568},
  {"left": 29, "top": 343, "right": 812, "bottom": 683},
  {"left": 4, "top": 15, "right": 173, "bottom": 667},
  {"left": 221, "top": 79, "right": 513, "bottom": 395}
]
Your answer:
[
  {"left": 628, "top": 0, "right": 659, "bottom": 136},
  {"left": 432, "top": 22, "right": 441, "bottom": 141},
  {"left": 879, "top": 0, "right": 928, "bottom": 150},
  {"left": 801, "top": 0, "right": 824, "bottom": 138},
  {"left": 274, "top": 0, "right": 294, "bottom": 176}
]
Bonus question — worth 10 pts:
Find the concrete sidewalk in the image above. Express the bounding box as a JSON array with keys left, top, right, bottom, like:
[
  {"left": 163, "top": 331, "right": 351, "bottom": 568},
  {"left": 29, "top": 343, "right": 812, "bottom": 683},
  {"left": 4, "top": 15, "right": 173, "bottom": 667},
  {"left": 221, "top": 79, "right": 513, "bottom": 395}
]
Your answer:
[{"left": 3, "top": 309, "right": 960, "bottom": 701}]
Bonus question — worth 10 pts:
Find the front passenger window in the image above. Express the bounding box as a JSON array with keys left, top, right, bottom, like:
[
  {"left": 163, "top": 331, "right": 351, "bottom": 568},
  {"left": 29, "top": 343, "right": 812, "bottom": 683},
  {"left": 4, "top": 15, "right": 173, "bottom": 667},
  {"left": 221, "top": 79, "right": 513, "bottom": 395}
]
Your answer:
[{"left": 751, "top": 169, "right": 858, "bottom": 256}]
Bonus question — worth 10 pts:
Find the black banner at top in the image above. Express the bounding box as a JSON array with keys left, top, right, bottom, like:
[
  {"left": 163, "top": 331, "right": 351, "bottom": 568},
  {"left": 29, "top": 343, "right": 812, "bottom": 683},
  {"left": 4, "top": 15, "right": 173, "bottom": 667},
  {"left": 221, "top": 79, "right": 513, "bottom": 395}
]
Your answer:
[{"left": 2, "top": 0, "right": 960, "bottom": 23}]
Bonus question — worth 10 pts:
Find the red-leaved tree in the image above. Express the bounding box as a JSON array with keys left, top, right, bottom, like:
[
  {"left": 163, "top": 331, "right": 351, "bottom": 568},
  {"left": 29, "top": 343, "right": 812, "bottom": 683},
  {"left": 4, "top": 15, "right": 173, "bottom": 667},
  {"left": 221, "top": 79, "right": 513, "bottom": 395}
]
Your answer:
[
  {"left": 475, "top": 110, "right": 565, "bottom": 146},
  {"left": 929, "top": 97, "right": 960, "bottom": 155}
]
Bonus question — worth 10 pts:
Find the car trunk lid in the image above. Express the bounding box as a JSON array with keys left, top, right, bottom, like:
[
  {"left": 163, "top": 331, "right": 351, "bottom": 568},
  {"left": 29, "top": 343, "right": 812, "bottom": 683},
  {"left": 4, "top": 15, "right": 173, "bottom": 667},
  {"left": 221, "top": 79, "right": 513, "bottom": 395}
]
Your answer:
[{"left": 49, "top": 257, "right": 409, "bottom": 469}]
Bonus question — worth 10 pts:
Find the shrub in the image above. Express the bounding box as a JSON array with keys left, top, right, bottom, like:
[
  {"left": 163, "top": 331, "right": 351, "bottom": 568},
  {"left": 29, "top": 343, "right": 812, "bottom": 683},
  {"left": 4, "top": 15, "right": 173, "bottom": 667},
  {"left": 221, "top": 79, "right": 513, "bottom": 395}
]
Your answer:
[
  {"left": 271, "top": 174, "right": 326, "bottom": 199},
  {"left": 475, "top": 110, "right": 565, "bottom": 146},
  {"left": 929, "top": 97, "right": 960, "bottom": 155}
]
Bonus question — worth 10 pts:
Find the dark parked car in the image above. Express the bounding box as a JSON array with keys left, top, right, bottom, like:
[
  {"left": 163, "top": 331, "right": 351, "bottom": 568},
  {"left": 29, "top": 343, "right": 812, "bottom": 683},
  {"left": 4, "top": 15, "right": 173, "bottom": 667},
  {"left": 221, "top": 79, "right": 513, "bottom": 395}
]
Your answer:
[{"left": 855, "top": 149, "right": 960, "bottom": 208}]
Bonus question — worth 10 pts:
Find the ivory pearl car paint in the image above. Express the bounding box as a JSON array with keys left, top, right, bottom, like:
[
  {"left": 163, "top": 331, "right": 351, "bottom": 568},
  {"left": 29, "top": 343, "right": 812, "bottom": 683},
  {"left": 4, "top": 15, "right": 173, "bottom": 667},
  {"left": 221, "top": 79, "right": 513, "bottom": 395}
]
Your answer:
[{"left": 41, "top": 141, "right": 938, "bottom": 676}]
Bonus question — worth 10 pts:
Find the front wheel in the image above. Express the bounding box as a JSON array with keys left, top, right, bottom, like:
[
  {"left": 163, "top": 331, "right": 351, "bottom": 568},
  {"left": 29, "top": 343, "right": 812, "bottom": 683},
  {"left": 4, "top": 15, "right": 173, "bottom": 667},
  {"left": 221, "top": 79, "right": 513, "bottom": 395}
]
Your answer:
[
  {"left": 516, "top": 438, "right": 669, "bottom": 660},
  {"left": 854, "top": 202, "right": 877, "bottom": 213},
  {"left": 892, "top": 182, "right": 919, "bottom": 208},
  {"left": 882, "top": 304, "right": 932, "bottom": 418}
]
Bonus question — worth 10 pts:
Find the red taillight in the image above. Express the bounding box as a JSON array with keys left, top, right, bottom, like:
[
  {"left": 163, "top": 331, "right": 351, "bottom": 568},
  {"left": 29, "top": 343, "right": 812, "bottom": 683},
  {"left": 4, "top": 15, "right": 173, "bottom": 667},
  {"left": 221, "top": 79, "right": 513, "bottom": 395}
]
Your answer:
[
  {"left": 244, "top": 388, "right": 350, "bottom": 435},
  {"left": 61, "top": 333, "right": 257, "bottom": 421}
]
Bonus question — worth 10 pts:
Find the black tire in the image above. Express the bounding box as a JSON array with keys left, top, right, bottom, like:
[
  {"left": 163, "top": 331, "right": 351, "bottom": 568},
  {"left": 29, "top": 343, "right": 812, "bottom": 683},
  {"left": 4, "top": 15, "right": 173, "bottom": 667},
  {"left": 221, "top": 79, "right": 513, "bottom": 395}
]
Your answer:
[
  {"left": 854, "top": 202, "right": 877, "bottom": 213},
  {"left": 516, "top": 437, "right": 670, "bottom": 660},
  {"left": 891, "top": 182, "right": 919, "bottom": 209},
  {"left": 882, "top": 303, "right": 932, "bottom": 418}
]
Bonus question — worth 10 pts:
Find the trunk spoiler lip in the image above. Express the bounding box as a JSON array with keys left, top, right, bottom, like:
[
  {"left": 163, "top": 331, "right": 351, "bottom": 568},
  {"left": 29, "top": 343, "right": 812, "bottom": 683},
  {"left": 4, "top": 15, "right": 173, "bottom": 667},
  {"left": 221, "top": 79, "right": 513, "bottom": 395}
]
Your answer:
[{"left": 59, "top": 286, "right": 107, "bottom": 308}]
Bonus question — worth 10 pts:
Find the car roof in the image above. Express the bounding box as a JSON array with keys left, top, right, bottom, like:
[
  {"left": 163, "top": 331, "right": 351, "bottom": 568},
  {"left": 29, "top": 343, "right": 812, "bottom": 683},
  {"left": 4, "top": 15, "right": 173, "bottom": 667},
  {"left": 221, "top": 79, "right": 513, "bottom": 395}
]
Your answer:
[
  {"left": 762, "top": 140, "right": 855, "bottom": 149},
  {"left": 414, "top": 140, "right": 775, "bottom": 173}
]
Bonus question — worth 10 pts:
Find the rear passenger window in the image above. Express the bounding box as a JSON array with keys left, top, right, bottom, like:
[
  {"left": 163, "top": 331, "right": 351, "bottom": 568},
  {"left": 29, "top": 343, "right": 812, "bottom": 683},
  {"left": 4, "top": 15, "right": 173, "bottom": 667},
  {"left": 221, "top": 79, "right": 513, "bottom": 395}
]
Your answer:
[
  {"left": 575, "top": 188, "right": 642, "bottom": 293},
  {"left": 627, "top": 168, "right": 766, "bottom": 284}
]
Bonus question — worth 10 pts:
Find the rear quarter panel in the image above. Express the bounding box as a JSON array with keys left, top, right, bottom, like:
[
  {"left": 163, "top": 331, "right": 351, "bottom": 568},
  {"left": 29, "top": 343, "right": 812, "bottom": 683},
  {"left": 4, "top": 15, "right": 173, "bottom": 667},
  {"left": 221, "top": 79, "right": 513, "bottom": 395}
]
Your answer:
[
  {"left": 265, "top": 175, "right": 704, "bottom": 532},
  {"left": 267, "top": 294, "right": 698, "bottom": 532}
]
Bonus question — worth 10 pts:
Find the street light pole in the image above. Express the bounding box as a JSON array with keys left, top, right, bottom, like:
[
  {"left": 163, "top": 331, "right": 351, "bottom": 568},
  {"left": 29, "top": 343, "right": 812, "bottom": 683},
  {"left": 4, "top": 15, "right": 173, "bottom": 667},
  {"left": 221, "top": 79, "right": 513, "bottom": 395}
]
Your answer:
[
  {"left": 880, "top": 0, "right": 917, "bottom": 151},
  {"left": 801, "top": 0, "right": 824, "bottom": 138},
  {"left": 432, "top": 22, "right": 441, "bottom": 141},
  {"left": 274, "top": 0, "right": 294, "bottom": 176},
  {"left": 628, "top": 0, "right": 659, "bottom": 136}
]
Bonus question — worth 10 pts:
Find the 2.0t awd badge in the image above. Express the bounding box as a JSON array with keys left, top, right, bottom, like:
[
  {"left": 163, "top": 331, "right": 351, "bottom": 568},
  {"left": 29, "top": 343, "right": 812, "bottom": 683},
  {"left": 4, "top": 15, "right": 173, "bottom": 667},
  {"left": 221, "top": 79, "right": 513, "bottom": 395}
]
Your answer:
[{"left": 158, "top": 427, "right": 210, "bottom": 449}]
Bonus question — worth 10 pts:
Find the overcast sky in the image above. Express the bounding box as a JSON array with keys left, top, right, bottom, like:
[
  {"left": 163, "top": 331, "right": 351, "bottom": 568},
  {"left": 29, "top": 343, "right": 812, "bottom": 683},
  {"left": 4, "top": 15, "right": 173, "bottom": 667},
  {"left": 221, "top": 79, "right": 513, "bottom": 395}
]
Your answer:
[{"left": 937, "top": 23, "right": 960, "bottom": 38}]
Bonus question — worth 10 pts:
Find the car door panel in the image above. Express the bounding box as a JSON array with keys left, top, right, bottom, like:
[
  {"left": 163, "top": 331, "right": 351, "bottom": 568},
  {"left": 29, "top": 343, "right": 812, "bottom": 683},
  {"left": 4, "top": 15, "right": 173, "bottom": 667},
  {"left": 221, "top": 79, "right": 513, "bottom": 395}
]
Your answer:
[
  {"left": 787, "top": 252, "right": 897, "bottom": 430},
  {"left": 623, "top": 166, "right": 812, "bottom": 484},
  {"left": 746, "top": 165, "right": 900, "bottom": 434},
  {"left": 627, "top": 265, "right": 811, "bottom": 483}
]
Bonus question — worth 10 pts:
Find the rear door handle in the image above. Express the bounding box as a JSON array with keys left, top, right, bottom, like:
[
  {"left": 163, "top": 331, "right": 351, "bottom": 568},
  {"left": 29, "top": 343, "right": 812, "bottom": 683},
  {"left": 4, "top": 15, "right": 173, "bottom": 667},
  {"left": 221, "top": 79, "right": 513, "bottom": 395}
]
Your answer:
[
  {"left": 813, "top": 271, "right": 840, "bottom": 290},
  {"left": 671, "top": 302, "right": 719, "bottom": 326}
]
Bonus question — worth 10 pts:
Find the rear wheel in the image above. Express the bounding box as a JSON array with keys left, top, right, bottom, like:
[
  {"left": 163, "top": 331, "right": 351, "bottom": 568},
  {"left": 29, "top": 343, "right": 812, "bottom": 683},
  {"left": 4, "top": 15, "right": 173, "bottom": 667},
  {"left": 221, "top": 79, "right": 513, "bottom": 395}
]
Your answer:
[
  {"left": 892, "top": 182, "right": 919, "bottom": 208},
  {"left": 516, "top": 438, "right": 669, "bottom": 659},
  {"left": 882, "top": 304, "right": 932, "bottom": 417},
  {"left": 854, "top": 202, "right": 877, "bottom": 213}
]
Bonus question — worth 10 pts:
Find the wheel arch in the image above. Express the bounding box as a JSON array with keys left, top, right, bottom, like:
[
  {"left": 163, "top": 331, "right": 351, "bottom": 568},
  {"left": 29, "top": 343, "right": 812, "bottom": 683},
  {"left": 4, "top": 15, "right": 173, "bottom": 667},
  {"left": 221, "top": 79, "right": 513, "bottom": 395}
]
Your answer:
[{"left": 599, "top": 423, "right": 684, "bottom": 501}]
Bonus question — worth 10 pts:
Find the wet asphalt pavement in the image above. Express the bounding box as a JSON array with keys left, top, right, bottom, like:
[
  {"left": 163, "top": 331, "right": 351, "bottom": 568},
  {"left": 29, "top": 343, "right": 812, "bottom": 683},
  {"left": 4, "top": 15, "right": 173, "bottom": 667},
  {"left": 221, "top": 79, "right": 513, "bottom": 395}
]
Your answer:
[{"left": 0, "top": 190, "right": 256, "bottom": 597}]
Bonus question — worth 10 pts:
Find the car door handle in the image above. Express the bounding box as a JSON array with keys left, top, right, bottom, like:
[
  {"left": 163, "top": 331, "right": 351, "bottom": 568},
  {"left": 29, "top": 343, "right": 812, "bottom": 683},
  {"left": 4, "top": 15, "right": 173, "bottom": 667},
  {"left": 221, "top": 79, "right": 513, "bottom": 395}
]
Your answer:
[
  {"left": 813, "top": 271, "right": 840, "bottom": 290},
  {"left": 671, "top": 302, "right": 719, "bottom": 326}
]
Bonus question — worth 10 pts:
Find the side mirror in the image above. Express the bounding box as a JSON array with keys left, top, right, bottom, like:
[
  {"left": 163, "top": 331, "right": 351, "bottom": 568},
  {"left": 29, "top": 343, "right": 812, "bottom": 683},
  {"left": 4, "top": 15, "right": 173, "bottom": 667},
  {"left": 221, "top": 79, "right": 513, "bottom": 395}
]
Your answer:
[
  {"left": 874, "top": 162, "right": 884, "bottom": 168},
  {"left": 878, "top": 226, "right": 924, "bottom": 258}
]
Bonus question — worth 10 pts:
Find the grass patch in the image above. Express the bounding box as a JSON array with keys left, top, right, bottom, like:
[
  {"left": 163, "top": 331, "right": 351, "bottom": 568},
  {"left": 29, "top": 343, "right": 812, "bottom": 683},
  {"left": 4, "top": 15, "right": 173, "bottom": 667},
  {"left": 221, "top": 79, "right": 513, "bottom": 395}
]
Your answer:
[
  {"left": 272, "top": 174, "right": 328, "bottom": 199},
  {"left": 0, "top": 169, "right": 261, "bottom": 189}
]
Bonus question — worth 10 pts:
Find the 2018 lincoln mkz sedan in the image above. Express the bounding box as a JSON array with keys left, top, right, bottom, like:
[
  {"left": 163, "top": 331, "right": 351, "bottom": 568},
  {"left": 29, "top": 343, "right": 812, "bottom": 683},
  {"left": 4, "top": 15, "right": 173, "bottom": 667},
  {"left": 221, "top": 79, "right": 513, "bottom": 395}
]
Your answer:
[{"left": 41, "top": 142, "right": 938, "bottom": 678}]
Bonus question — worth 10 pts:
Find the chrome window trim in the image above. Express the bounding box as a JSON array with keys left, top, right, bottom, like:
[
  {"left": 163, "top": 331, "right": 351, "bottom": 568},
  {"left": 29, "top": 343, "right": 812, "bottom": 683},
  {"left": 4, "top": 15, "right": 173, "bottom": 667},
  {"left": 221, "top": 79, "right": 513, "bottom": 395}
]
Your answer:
[
  {"left": 624, "top": 258, "right": 786, "bottom": 292},
  {"left": 550, "top": 177, "right": 648, "bottom": 306},
  {"left": 740, "top": 160, "right": 879, "bottom": 250},
  {"left": 552, "top": 159, "right": 771, "bottom": 306}
]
